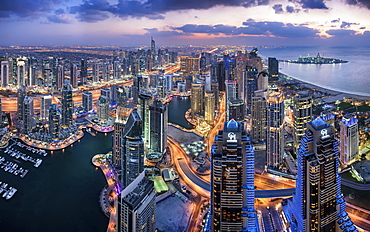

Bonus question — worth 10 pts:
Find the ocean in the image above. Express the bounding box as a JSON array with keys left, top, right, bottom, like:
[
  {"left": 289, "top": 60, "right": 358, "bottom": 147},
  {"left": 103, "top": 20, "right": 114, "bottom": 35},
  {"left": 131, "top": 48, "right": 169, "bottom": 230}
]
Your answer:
[{"left": 259, "top": 46, "right": 370, "bottom": 96}]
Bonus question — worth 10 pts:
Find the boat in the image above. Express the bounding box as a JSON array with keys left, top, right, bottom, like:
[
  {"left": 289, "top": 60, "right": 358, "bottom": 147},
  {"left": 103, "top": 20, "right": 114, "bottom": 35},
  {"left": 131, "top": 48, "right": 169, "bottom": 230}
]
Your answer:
[
  {"left": 6, "top": 187, "right": 17, "bottom": 200},
  {"left": 281, "top": 53, "right": 348, "bottom": 64}
]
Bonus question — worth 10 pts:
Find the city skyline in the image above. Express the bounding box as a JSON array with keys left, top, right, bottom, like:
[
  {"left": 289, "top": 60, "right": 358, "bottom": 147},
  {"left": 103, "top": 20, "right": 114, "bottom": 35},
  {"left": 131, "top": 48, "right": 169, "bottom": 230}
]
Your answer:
[{"left": 1, "top": 0, "right": 370, "bottom": 46}]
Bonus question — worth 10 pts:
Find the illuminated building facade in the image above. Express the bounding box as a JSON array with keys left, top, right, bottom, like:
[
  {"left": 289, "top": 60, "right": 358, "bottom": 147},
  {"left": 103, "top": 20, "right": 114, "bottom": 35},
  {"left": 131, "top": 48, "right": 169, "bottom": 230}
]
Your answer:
[
  {"left": 17, "top": 60, "right": 26, "bottom": 86},
  {"left": 339, "top": 115, "right": 359, "bottom": 165},
  {"left": 41, "top": 95, "right": 52, "bottom": 120},
  {"left": 268, "top": 57, "right": 279, "bottom": 80},
  {"left": 117, "top": 172, "right": 156, "bottom": 232},
  {"left": 97, "top": 95, "right": 110, "bottom": 122},
  {"left": 294, "top": 91, "right": 312, "bottom": 151},
  {"left": 266, "top": 91, "right": 284, "bottom": 169},
  {"left": 70, "top": 63, "right": 78, "bottom": 88},
  {"left": 23, "top": 96, "right": 34, "bottom": 134},
  {"left": 287, "top": 117, "right": 357, "bottom": 232},
  {"left": 61, "top": 80, "right": 73, "bottom": 127},
  {"left": 92, "top": 62, "right": 100, "bottom": 83},
  {"left": 251, "top": 90, "right": 267, "bottom": 142},
  {"left": 191, "top": 82, "right": 204, "bottom": 116},
  {"left": 227, "top": 98, "right": 244, "bottom": 122},
  {"left": 82, "top": 91, "right": 93, "bottom": 112},
  {"left": 149, "top": 99, "right": 167, "bottom": 154},
  {"left": 245, "top": 66, "right": 258, "bottom": 114},
  {"left": 56, "top": 64, "right": 64, "bottom": 90},
  {"left": 204, "top": 91, "right": 215, "bottom": 125},
  {"left": 49, "top": 104, "right": 60, "bottom": 139},
  {"left": 138, "top": 91, "right": 153, "bottom": 144},
  {"left": 211, "top": 119, "right": 259, "bottom": 232},
  {"left": 80, "top": 59, "right": 87, "bottom": 85},
  {"left": 1, "top": 61, "right": 9, "bottom": 87}
]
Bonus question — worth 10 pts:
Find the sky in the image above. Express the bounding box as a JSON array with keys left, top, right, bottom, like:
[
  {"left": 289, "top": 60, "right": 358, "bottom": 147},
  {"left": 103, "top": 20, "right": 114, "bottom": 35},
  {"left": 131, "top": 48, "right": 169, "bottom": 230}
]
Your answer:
[{"left": 1, "top": 0, "right": 370, "bottom": 46}]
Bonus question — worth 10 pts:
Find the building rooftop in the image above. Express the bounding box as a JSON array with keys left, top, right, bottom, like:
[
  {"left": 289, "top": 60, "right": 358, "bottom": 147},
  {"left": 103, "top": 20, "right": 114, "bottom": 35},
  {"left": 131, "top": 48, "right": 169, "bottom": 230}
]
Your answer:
[{"left": 121, "top": 173, "right": 154, "bottom": 210}]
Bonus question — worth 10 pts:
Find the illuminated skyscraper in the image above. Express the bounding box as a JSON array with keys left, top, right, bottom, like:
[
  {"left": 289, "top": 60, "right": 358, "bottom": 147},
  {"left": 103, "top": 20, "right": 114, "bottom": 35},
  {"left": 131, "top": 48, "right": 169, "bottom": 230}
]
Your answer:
[
  {"left": 97, "top": 95, "right": 109, "bottom": 122},
  {"left": 211, "top": 119, "right": 259, "bottom": 232},
  {"left": 339, "top": 115, "right": 359, "bottom": 165},
  {"left": 112, "top": 108, "right": 127, "bottom": 168},
  {"left": 138, "top": 91, "right": 152, "bottom": 145},
  {"left": 294, "top": 91, "right": 313, "bottom": 150},
  {"left": 227, "top": 98, "right": 244, "bottom": 122},
  {"left": 92, "top": 62, "right": 100, "bottom": 83},
  {"left": 251, "top": 90, "right": 267, "bottom": 142},
  {"left": 149, "top": 99, "right": 167, "bottom": 154},
  {"left": 70, "top": 63, "right": 78, "bottom": 88},
  {"left": 191, "top": 82, "right": 204, "bottom": 116},
  {"left": 204, "top": 91, "right": 215, "bottom": 125},
  {"left": 42, "top": 63, "right": 53, "bottom": 88},
  {"left": 17, "top": 60, "right": 26, "bottom": 86},
  {"left": 80, "top": 59, "right": 87, "bottom": 85},
  {"left": 82, "top": 91, "right": 93, "bottom": 112},
  {"left": 56, "top": 64, "right": 64, "bottom": 90},
  {"left": 266, "top": 91, "right": 284, "bottom": 169},
  {"left": 268, "top": 57, "right": 279, "bottom": 80},
  {"left": 117, "top": 172, "right": 156, "bottom": 232},
  {"left": 245, "top": 66, "right": 258, "bottom": 114},
  {"left": 17, "top": 85, "right": 26, "bottom": 123},
  {"left": 113, "top": 60, "right": 121, "bottom": 80},
  {"left": 28, "top": 65, "right": 37, "bottom": 86},
  {"left": 41, "top": 95, "right": 52, "bottom": 120},
  {"left": 100, "top": 88, "right": 111, "bottom": 102},
  {"left": 286, "top": 117, "right": 357, "bottom": 232},
  {"left": 61, "top": 80, "right": 73, "bottom": 127},
  {"left": 102, "top": 62, "right": 110, "bottom": 82},
  {"left": 23, "top": 96, "right": 34, "bottom": 134},
  {"left": 49, "top": 104, "right": 60, "bottom": 139},
  {"left": 1, "top": 61, "right": 9, "bottom": 87}
]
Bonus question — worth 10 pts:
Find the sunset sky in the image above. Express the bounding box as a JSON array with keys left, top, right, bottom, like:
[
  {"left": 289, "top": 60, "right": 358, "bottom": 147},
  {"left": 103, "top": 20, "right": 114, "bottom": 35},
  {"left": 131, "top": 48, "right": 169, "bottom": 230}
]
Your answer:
[{"left": 1, "top": 0, "right": 370, "bottom": 46}]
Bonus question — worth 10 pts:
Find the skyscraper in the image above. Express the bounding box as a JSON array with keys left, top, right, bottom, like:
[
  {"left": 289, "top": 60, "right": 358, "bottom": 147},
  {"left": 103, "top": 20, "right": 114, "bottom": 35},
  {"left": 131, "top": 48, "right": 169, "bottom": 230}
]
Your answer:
[
  {"left": 204, "top": 91, "right": 215, "bottom": 125},
  {"left": 211, "top": 119, "right": 259, "bottom": 231},
  {"left": 17, "top": 60, "right": 26, "bottom": 86},
  {"left": 138, "top": 91, "right": 152, "bottom": 145},
  {"left": 266, "top": 91, "right": 284, "bottom": 169},
  {"left": 191, "top": 82, "right": 204, "bottom": 116},
  {"left": 80, "top": 59, "right": 87, "bottom": 85},
  {"left": 17, "top": 85, "right": 26, "bottom": 123},
  {"left": 61, "top": 80, "right": 73, "bottom": 127},
  {"left": 251, "top": 90, "right": 267, "bottom": 142},
  {"left": 1, "top": 61, "right": 9, "bottom": 87},
  {"left": 149, "top": 99, "right": 168, "bottom": 154},
  {"left": 112, "top": 108, "right": 127, "bottom": 168},
  {"left": 42, "top": 63, "right": 53, "bottom": 88},
  {"left": 23, "top": 96, "right": 34, "bottom": 134},
  {"left": 92, "top": 62, "right": 100, "bottom": 83},
  {"left": 49, "top": 104, "right": 60, "bottom": 139},
  {"left": 286, "top": 117, "right": 357, "bottom": 232},
  {"left": 268, "top": 57, "right": 279, "bottom": 80},
  {"left": 339, "top": 115, "right": 359, "bottom": 165},
  {"left": 41, "top": 95, "right": 52, "bottom": 120},
  {"left": 97, "top": 95, "right": 110, "bottom": 122},
  {"left": 70, "top": 63, "right": 78, "bottom": 88},
  {"left": 56, "top": 64, "right": 64, "bottom": 90},
  {"left": 227, "top": 98, "right": 244, "bottom": 122},
  {"left": 294, "top": 91, "right": 313, "bottom": 150},
  {"left": 102, "top": 62, "right": 110, "bottom": 82},
  {"left": 82, "top": 91, "right": 93, "bottom": 112},
  {"left": 117, "top": 171, "right": 156, "bottom": 232},
  {"left": 100, "top": 88, "right": 111, "bottom": 102},
  {"left": 245, "top": 66, "right": 258, "bottom": 114}
]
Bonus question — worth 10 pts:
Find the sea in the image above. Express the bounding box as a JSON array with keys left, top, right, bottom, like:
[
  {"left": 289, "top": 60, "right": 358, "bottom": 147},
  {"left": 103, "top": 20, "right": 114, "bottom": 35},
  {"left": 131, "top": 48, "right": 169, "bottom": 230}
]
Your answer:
[{"left": 259, "top": 46, "right": 370, "bottom": 96}]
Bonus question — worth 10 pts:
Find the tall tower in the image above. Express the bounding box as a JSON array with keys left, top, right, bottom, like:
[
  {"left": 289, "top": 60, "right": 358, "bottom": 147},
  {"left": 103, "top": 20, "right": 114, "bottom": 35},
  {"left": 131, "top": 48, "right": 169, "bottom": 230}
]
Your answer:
[
  {"left": 28, "top": 65, "right": 37, "bottom": 86},
  {"left": 294, "top": 91, "right": 313, "bottom": 150},
  {"left": 227, "top": 99, "right": 244, "bottom": 122},
  {"left": 82, "top": 91, "right": 93, "bottom": 112},
  {"left": 17, "top": 60, "right": 26, "bottom": 86},
  {"left": 191, "top": 82, "right": 204, "bottom": 116},
  {"left": 149, "top": 99, "right": 168, "bottom": 154},
  {"left": 61, "top": 80, "right": 73, "bottom": 127},
  {"left": 339, "top": 115, "right": 359, "bottom": 165},
  {"left": 251, "top": 90, "right": 267, "bottom": 142},
  {"left": 41, "top": 95, "right": 52, "bottom": 120},
  {"left": 1, "top": 61, "right": 9, "bottom": 87},
  {"left": 97, "top": 95, "right": 110, "bottom": 122},
  {"left": 266, "top": 91, "right": 284, "bottom": 169},
  {"left": 138, "top": 91, "right": 153, "bottom": 145},
  {"left": 268, "top": 57, "right": 279, "bottom": 80},
  {"left": 204, "top": 91, "right": 215, "bottom": 125},
  {"left": 211, "top": 119, "right": 259, "bottom": 231},
  {"left": 121, "top": 109, "right": 144, "bottom": 187},
  {"left": 48, "top": 104, "right": 60, "bottom": 139},
  {"left": 70, "top": 63, "right": 78, "bottom": 88},
  {"left": 102, "top": 62, "right": 110, "bottom": 82},
  {"left": 112, "top": 107, "right": 127, "bottom": 168},
  {"left": 23, "top": 96, "right": 34, "bottom": 134},
  {"left": 80, "top": 59, "right": 87, "bottom": 85},
  {"left": 56, "top": 64, "right": 64, "bottom": 90},
  {"left": 287, "top": 117, "right": 357, "bottom": 232},
  {"left": 245, "top": 66, "right": 258, "bottom": 114},
  {"left": 117, "top": 172, "right": 156, "bottom": 232},
  {"left": 17, "top": 85, "right": 26, "bottom": 123},
  {"left": 42, "top": 63, "right": 53, "bottom": 88},
  {"left": 92, "top": 62, "right": 100, "bottom": 83}
]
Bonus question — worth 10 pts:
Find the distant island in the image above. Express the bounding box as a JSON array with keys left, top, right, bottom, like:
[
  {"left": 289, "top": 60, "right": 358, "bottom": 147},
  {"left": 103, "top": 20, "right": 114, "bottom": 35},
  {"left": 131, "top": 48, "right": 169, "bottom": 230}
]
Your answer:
[{"left": 280, "top": 53, "right": 348, "bottom": 64}]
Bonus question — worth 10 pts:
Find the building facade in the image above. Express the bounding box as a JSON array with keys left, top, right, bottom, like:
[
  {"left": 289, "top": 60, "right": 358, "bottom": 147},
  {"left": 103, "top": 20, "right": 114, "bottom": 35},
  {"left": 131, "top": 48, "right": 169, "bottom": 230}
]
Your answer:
[
  {"left": 149, "top": 99, "right": 168, "bottom": 154},
  {"left": 339, "top": 115, "right": 359, "bottom": 165},
  {"left": 294, "top": 91, "right": 312, "bottom": 151}
]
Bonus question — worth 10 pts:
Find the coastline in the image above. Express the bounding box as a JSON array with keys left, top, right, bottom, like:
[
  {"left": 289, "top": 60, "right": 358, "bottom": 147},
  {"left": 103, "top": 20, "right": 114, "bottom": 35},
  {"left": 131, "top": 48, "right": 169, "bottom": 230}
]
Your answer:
[{"left": 280, "top": 72, "right": 370, "bottom": 101}]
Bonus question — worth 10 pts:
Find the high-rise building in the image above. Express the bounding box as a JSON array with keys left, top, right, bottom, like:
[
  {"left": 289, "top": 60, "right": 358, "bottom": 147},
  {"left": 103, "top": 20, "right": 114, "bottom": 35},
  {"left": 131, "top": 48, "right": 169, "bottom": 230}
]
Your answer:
[
  {"left": 266, "top": 91, "right": 284, "bottom": 169},
  {"left": 49, "top": 104, "right": 60, "bottom": 139},
  {"left": 112, "top": 108, "right": 127, "bottom": 169},
  {"left": 97, "top": 95, "right": 110, "bottom": 122},
  {"left": 102, "top": 62, "right": 110, "bottom": 82},
  {"left": 225, "top": 80, "right": 238, "bottom": 100},
  {"left": 23, "top": 96, "right": 34, "bottom": 134},
  {"left": 138, "top": 91, "right": 152, "bottom": 144},
  {"left": 340, "top": 115, "right": 359, "bottom": 165},
  {"left": 80, "top": 59, "right": 87, "bottom": 85},
  {"left": 211, "top": 119, "right": 259, "bottom": 231},
  {"left": 251, "top": 90, "right": 267, "bottom": 142},
  {"left": 56, "top": 64, "right": 64, "bottom": 90},
  {"left": 268, "top": 57, "right": 279, "bottom": 80},
  {"left": 117, "top": 171, "right": 156, "bottom": 232},
  {"left": 1, "top": 61, "right": 9, "bottom": 87},
  {"left": 245, "top": 66, "right": 258, "bottom": 114},
  {"left": 121, "top": 110, "right": 144, "bottom": 187},
  {"left": 17, "top": 85, "right": 26, "bottom": 123},
  {"left": 257, "top": 71, "right": 268, "bottom": 91},
  {"left": 191, "top": 82, "right": 204, "bottom": 116},
  {"left": 113, "top": 60, "right": 121, "bottom": 80},
  {"left": 70, "top": 63, "right": 78, "bottom": 88},
  {"left": 185, "top": 57, "right": 200, "bottom": 75},
  {"left": 82, "top": 91, "right": 93, "bottom": 112},
  {"left": 286, "top": 117, "right": 357, "bottom": 232},
  {"left": 227, "top": 98, "right": 244, "bottom": 122},
  {"left": 41, "top": 95, "right": 52, "bottom": 120},
  {"left": 149, "top": 99, "right": 168, "bottom": 154},
  {"left": 0, "top": 98, "right": 2, "bottom": 125},
  {"left": 294, "top": 91, "right": 313, "bottom": 150},
  {"left": 42, "top": 63, "right": 53, "bottom": 88},
  {"left": 204, "top": 91, "right": 215, "bottom": 125},
  {"left": 100, "top": 88, "right": 111, "bottom": 102},
  {"left": 92, "top": 62, "right": 100, "bottom": 83},
  {"left": 61, "top": 80, "right": 73, "bottom": 127},
  {"left": 28, "top": 65, "right": 37, "bottom": 86},
  {"left": 157, "top": 75, "right": 167, "bottom": 99},
  {"left": 17, "top": 60, "right": 26, "bottom": 86}
]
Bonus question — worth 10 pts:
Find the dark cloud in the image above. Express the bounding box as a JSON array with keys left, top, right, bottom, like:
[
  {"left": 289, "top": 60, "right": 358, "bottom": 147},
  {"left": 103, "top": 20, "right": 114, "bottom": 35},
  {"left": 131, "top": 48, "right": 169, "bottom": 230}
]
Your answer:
[
  {"left": 331, "top": 18, "right": 340, "bottom": 23},
  {"left": 47, "top": 14, "right": 73, "bottom": 24},
  {"left": 340, "top": 21, "right": 359, "bottom": 28},
  {"left": 360, "top": 27, "right": 366, "bottom": 29},
  {"left": 289, "top": 0, "right": 328, "bottom": 9},
  {"left": 55, "top": 8, "right": 65, "bottom": 15},
  {"left": 70, "top": 0, "right": 270, "bottom": 22},
  {"left": 273, "top": 4, "right": 284, "bottom": 14},
  {"left": 286, "top": 5, "right": 300, "bottom": 13},
  {"left": 326, "top": 29, "right": 356, "bottom": 36},
  {"left": 345, "top": 0, "right": 370, "bottom": 9},
  {"left": 0, "top": 0, "right": 62, "bottom": 19},
  {"left": 174, "top": 20, "right": 320, "bottom": 38}
]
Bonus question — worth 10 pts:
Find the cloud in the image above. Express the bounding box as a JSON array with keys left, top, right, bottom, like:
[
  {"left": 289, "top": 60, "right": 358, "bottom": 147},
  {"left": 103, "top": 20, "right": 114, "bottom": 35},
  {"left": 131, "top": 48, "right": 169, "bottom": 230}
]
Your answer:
[
  {"left": 331, "top": 18, "right": 340, "bottom": 23},
  {"left": 289, "top": 0, "right": 328, "bottom": 9},
  {"left": 326, "top": 29, "right": 356, "bottom": 36},
  {"left": 70, "top": 0, "right": 270, "bottom": 22},
  {"left": 360, "top": 27, "right": 366, "bottom": 29},
  {"left": 286, "top": 5, "right": 300, "bottom": 13},
  {"left": 55, "top": 8, "right": 65, "bottom": 15},
  {"left": 143, "top": 28, "right": 187, "bottom": 37},
  {"left": 47, "top": 14, "right": 73, "bottom": 24},
  {"left": 0, "top": 0, "right": 62, "bottom": 19},
  {"left": 340, "top": 21, "right": 359, "bottom": 28},
  {"left": 173, "top": 20, "right": 320, "bottom": 38},
  {"left": 273, "top": 4, "right": 284, "bottom": 14},
  {"left": 345, "top": 0, "right": 370, "bottom": 9}
]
